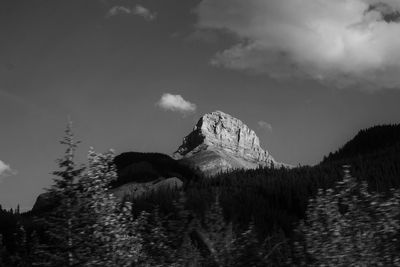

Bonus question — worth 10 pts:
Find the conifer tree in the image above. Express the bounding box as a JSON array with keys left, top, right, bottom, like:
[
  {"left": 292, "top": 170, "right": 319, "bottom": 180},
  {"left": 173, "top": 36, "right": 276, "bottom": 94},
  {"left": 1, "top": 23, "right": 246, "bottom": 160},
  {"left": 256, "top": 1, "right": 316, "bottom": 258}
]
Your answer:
[
  {"left": 199, "top": 195, "right": 233, "bottom": 266},
  {"left": 156, "top": 193, "right": 201, "bottom": 266},
  {"left": 77, "top": 148, "right": 143, "bottom": 266},
  {"left": 294, "top": 166, "right": 400, "bottom": 266},
  {"left": 0, "top": 233, "right": 5, "bottom": 266},
  {"left": 136, "top": 209, "right": 171, "bottom": 266},
  {"left": 33, "top": 122, "right": 84, "bottom": 266},
  {"left": 10, "top": 223, "right": 30, "bottom": 267},
  {"left": 198, "top": 196, "right": 278, "bottom": 267}
]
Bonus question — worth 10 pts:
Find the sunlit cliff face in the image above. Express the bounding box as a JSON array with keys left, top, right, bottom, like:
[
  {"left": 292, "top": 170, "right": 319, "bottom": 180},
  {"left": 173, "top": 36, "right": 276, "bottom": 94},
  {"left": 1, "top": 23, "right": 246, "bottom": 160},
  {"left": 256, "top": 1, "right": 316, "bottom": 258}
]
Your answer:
[{"left": 196, "top": 0, "right": 400, "bottom": 89}]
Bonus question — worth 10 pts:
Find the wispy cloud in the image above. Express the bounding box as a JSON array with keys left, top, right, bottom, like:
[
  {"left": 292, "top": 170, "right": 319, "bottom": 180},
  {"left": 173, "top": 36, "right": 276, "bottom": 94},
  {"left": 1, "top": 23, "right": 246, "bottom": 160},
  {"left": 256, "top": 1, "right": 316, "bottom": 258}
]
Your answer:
[
  {"left": 258, "top": 121, "right": 273, "bottom": 132},
  {"left": 134, "top": 5, "right": 156, "bottom": 21},
  {"left": 156, "top": 93, "right": 197, "bottom": 115},
  {"left": 106, "top": 5, "right": 156, "bottom": 21},
  {"left": 0, "top": 160, "right": 16, "bottom": 182},
  {"left": 196, "top": 0, "right": 400, "bottom": 90},
  {"left": 107, "top": 6, "right": 131, "bottom": 17}
]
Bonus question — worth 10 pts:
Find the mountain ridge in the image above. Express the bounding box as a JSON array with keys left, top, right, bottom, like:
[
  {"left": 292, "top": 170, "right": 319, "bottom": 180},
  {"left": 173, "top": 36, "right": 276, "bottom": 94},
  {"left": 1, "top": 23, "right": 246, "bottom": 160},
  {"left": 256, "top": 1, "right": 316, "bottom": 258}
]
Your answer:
[{"left": 322, "top": 124, "right": 400, "bottom": 163}]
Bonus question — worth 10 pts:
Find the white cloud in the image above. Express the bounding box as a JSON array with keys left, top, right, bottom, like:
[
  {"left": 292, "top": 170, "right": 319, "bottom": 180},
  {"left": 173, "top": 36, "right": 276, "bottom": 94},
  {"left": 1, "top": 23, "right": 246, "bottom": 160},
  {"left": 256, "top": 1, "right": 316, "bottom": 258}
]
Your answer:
[
  {"left": 133, "top": 5, "right": 157, "bottom": 21},
  {"left": 258, "top": 121, "right": 273, "bottom": 131},
  {"left": 196, "top": 0, "right": 400, "bottom": 89},
  {"left": 0, "top": 160, "right": 16, "bottom": 182},
  {"left": 107, "top": 6, "right": 131, "bottom": 17},
  {"left": 106, "top": 5, "right": 156, "bottom": 21},
  {"left": 157, "top": 93, "right": 197, "bottom": 115}
]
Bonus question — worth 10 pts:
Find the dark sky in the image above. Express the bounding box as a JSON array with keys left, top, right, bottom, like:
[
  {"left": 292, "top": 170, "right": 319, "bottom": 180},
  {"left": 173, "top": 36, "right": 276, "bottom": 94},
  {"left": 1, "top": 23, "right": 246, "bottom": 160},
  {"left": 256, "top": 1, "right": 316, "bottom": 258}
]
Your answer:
[{"left": 1, "top": 0, "right": 400, "bottom": 210}]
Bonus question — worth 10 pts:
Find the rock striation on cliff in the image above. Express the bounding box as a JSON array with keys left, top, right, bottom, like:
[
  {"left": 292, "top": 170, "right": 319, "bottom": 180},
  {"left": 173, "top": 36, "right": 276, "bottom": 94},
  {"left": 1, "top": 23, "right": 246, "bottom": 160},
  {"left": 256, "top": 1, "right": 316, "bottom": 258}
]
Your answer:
[{"left": 173, "top": 111, "right": 284, "bottom": 176}]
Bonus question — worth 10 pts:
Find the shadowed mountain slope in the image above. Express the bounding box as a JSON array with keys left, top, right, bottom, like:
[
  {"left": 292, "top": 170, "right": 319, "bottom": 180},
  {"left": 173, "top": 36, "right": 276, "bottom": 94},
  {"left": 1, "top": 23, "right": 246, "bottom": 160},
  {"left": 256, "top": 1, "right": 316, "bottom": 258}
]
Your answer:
[
  {"left": 322, "top": 124, "right": 400, "bottom": 163},
  {"left": 112, "top": 152, "right": 200, "bottom": 187}
]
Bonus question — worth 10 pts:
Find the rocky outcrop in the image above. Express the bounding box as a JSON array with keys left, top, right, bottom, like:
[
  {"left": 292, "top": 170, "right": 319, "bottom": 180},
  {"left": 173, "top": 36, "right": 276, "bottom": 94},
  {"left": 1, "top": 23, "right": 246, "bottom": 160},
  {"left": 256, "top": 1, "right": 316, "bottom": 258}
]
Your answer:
[{"left": 173, "top": 111, "right": 284, "bottom": 176}]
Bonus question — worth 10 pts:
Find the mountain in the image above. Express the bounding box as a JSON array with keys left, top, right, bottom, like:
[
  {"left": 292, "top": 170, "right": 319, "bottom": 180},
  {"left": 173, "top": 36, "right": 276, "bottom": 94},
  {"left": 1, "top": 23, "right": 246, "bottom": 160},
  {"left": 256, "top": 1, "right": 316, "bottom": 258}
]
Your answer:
[
  {"left": 112, "top": 152, "right": 200, "bottom": 186},
  {"left": 173, "top": 110, "right": 286, "bottom": 176},
  {"left": 322, "top": 124, "right": 400, "bottom": 163}
]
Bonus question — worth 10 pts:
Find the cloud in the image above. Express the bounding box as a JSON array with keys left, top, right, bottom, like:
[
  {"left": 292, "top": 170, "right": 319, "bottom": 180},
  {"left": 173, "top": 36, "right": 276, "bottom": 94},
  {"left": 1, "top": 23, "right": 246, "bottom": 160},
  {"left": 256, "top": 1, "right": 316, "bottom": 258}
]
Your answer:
[
  {"left": 106, "top": 5, "right": 156, "bottom": 21},
  {"left": 134, "top": 5, "right": 157, "bottom": 21},
  {"left": 258, "top": 121, "right": 273, "bottom": 132},
  {"left": 157, "top": 93, "right": 197, "bottom": 115},
  {"left": 196, "top": 0, "right": 400, "bottom": 89},
  {"left": 0, "top": 160, "right": 16, "bottom": 182},
  {"left": 107, "top": 6, "right": 131, "bottom": 17}
]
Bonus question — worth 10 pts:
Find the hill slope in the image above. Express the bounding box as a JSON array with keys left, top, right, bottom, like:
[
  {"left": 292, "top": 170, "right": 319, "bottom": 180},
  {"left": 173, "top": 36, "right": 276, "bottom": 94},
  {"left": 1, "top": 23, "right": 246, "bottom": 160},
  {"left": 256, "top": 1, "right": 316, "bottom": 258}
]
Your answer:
[
  {"left": 322, "top": 124, "right": 400, "bottom": 163},
  {"left": 112, "top": 152, "right": 200, "bottom": 187}
]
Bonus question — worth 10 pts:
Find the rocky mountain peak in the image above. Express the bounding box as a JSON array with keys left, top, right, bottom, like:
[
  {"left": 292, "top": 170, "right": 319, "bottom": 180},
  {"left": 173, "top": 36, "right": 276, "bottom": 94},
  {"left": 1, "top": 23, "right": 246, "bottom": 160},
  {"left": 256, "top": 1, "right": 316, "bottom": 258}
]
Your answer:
[{"left": 174, "top": 111, "right": 282, "bottom": 176}]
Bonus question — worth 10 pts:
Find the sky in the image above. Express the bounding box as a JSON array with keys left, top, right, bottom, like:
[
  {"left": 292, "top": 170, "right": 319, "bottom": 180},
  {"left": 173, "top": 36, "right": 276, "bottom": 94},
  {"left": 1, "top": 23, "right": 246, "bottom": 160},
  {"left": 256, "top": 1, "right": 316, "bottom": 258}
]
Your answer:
[{"left": 1, "top": 0, "right": 400, "bottom": 210}]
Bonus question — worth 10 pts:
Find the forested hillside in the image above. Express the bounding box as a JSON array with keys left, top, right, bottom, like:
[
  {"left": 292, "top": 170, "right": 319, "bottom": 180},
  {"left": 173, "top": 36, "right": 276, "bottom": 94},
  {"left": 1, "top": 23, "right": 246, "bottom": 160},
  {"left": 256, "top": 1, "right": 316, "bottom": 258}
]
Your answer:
[{"left": 322, "top": 124, "right": 400, "bottom": 163}]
